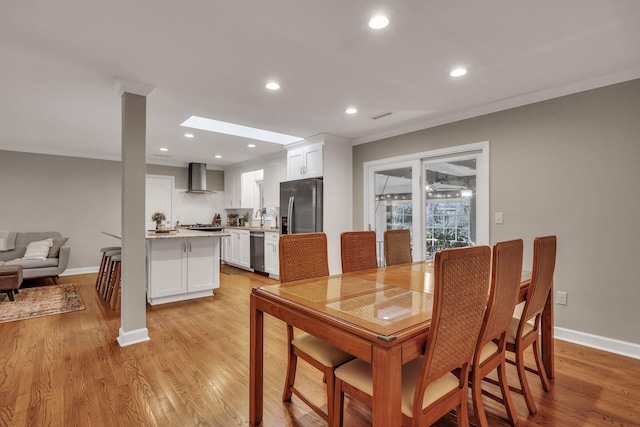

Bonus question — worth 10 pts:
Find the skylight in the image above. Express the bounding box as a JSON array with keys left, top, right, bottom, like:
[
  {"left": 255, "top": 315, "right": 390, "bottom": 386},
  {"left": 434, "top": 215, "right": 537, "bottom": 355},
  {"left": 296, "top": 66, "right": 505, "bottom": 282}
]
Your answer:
[{"left": 181, "top": 116, "right": 303, "bottom": 145}]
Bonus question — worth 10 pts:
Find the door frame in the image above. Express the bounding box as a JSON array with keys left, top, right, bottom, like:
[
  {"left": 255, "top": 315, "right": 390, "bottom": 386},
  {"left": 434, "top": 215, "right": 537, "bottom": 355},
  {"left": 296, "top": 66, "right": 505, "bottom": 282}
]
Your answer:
[{"left": 364, "top": 141, "right": 489, "bottom": 262}]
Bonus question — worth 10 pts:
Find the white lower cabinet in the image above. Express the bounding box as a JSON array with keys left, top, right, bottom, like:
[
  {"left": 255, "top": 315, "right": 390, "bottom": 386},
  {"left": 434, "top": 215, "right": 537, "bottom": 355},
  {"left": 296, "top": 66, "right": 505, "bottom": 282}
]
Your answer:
[
  {"left": 147, "top": 237, "right": 220, "bottom": 305},
  {"left": 223, "top": 228, "right": 250, "bottom": 269},
  {"left": 264, "top": 231, "right": 279, "bottom": 278},
  {"left": 222, "top": 232, "right": 233, "bottom": 264}
]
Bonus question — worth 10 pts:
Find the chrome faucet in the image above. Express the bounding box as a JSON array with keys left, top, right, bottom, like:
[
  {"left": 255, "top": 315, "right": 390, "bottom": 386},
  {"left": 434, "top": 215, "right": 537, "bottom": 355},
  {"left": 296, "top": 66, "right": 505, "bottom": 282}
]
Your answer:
[{"left": 254, "top": 208, "right": 265, "bottom": 228}]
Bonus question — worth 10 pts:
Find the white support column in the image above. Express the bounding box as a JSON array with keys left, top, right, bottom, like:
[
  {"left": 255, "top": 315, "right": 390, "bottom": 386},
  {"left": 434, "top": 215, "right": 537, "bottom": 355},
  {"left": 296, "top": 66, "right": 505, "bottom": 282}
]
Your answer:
[{"left": 114, "top": 78, "right": 155, "bottom": 346}]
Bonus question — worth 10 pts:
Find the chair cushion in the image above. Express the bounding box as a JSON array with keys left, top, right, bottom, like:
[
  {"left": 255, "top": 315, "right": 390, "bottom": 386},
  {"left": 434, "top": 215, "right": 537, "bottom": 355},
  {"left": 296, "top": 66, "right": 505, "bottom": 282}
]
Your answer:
[
  {"left": 506, "top": 317, "right": 535, "bottom": 344},
  {"left": 479, "top": 341, "right": 500, "bottom": 364},
  {"left": 22, "top": 239, "right": 53, "bottom": 261},
  {"left": 292, "top": 333, "right": 354, "bottom": 367},
  {"left": 335, "top": 356, "right": 460, "bottom": 417}
]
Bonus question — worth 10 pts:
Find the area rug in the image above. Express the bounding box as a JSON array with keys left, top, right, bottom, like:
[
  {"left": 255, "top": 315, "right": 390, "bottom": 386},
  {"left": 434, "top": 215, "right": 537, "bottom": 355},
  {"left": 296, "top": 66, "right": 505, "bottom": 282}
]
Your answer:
[
  {"left": 0, "top": 283, "right": 85, "bottom": 323},
  {"left": 221, "top": 266, "right": 246, "bottom": 275}
]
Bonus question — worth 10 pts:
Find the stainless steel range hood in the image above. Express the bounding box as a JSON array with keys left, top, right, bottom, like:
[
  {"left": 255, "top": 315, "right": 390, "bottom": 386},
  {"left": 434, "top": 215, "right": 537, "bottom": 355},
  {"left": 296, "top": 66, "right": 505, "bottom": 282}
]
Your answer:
[{"left": 187, "top": 163, "right": 215, "bottom": 194}]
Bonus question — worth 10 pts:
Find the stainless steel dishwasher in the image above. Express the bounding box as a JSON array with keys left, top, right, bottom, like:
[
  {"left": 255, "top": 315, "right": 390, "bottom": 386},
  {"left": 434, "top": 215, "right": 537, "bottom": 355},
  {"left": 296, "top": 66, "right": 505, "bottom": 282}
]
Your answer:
[{"left": 250, "top": 231, "right": 265, "bottom": 273}]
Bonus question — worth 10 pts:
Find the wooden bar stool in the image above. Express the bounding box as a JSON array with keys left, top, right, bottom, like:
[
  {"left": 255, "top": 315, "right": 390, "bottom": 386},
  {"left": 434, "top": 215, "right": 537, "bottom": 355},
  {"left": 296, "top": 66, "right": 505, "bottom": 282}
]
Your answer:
[
  {"left": 105, "top": 253, "right": 121, "bottom": 308},
  {"left": 99, "top": 249, "right": 121, "bottom": 298},
  {"left": 95, "top": 246, "right": 120, "bottom": 292}
]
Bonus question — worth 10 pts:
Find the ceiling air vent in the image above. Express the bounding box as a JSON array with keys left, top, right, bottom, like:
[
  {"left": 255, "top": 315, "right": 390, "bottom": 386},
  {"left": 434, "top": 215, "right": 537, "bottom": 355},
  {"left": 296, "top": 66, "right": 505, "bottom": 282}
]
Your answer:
[{"left": 370, "top": 111, "right": 393, "bottom": 120}]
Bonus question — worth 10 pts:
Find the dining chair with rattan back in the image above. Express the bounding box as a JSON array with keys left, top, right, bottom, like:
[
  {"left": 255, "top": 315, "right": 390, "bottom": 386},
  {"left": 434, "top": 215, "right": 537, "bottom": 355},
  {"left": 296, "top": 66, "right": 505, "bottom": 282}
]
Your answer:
[
  {"left": 471, "top": 239, "right": 524, "bottom": 427},
  {"left": 505, "top": 235, "right": 556, "bottom": 415},
  {"left": 278, "top": 232, "right": 355, "bottom": 423},
  {"left": 333, "top": 245, "right": 492, "bottom": 426},
  {"left": 384, "top": 229, "right": 412, "bottom": 266},
  {"left": 340, "top": 231, "right": 378, "bottom": 273}
]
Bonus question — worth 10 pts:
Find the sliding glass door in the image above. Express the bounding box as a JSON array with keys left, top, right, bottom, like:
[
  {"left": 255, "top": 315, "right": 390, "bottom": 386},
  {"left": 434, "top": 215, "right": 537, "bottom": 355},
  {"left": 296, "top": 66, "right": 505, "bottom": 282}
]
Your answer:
[
  {"left": 364, "top": 142, "right": 488, "bottom": 263},
  {"left": 367, "top": 161, "right": 422, "bottom": 265},
  {"left": 424, "top": 156, "right": 477, "bottom": 259}
]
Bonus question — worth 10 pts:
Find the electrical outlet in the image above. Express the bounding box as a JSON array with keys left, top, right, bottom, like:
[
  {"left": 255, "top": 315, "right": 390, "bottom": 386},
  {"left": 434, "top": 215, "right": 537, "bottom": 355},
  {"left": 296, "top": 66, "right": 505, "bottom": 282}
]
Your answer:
[
  {"left": 495, "top": 212, "right": 504, "bottom": 224},
  {"left": 557, "top": 291, "right": 568, "bottom": 306}
]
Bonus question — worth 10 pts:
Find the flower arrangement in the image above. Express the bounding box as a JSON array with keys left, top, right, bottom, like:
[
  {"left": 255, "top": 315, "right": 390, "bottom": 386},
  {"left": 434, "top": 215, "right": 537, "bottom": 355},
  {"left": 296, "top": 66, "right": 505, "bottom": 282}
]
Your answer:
[{"left": 151, "top": 212, "right": 166, "bottom": 224}]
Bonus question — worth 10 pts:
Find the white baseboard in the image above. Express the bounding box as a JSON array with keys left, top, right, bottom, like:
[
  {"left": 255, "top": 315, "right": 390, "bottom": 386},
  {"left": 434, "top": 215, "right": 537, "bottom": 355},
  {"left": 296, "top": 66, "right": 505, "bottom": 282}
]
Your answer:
[
  {"left": 61, "top": 266, "right": 99, "bottom": 276},
  {"left": 555, "top": 327, "right": 640, "bottom": 360},
  {"left": 117, "top": 327, "right": 150, "bottom": 347}
]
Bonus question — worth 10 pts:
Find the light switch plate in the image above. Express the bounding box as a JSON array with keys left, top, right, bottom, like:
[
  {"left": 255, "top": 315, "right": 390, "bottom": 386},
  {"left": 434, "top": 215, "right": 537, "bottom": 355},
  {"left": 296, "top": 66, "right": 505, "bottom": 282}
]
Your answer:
[
  {"left": 557, "top": 291, "right": 568, "bottom": 306},
  {"left": 495, "top": 212, "right": 504, "bottom": 224}
]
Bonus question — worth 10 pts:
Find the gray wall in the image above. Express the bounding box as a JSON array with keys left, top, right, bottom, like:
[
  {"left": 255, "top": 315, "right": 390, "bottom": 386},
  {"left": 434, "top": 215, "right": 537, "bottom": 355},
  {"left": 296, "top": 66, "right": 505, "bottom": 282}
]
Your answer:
[
  {"left": 353, "top": 79, "right": 640, "bottom": 345},
  {"left": 0, "top": 152, "right": 223, "bottom": 270}
]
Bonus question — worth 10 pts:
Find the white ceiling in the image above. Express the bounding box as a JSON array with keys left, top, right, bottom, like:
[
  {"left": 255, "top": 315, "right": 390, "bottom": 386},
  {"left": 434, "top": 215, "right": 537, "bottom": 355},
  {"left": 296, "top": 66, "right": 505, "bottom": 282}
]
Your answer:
[{"left": 2, "top": 1, "right": 640, "bottom": 169}]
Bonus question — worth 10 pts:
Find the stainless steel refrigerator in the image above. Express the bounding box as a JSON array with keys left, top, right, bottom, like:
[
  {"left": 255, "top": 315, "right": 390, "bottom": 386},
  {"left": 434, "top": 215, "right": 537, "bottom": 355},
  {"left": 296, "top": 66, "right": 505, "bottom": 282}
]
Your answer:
[{"left": 279, "top": 178, "right": 323, "bottom": 234}]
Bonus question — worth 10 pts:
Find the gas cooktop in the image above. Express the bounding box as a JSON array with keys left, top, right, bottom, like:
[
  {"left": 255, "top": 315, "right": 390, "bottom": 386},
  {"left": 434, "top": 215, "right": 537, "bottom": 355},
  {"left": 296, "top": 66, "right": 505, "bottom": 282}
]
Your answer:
[{"left": 182, "top": 224, "right": 222, "bottom": 231}]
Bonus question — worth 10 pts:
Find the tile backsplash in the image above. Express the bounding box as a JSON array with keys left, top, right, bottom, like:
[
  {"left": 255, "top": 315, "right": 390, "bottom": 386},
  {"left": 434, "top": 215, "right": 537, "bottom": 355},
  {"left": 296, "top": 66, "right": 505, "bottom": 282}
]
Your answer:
[{"left": 172, "top": 188, "right": 225, "bottom": 225}]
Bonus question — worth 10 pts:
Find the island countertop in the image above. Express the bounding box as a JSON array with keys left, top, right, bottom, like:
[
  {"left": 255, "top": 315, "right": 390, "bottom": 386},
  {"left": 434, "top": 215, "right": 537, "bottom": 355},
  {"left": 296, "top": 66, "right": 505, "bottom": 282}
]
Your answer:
[{"left": 146, "top": 229, "right": 230, "bottom": 239}]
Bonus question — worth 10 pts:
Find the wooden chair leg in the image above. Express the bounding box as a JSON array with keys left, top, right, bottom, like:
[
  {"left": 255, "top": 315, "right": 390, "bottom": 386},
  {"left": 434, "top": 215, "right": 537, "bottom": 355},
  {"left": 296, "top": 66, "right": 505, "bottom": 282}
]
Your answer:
[
  {"left": 95, "top": 255, "right": 107, "bottom": 290},
  {"left": 106, "top": 262, "right": 120, "bottom": 305},
  {"left": 458, "top": 391, "right": 470, "bottom": 427},
  {"left": 333, "top": 377, "right": 344, "bottom": 427},
  {"left": 471, "top": 368, "right": 489, "bottom": 427},
  {"left": 103, "top": 260, "right": 114, "bottom": 300},
  {"left": 496, "top": 361, "right": 518, "bottom": 426},
  {"left": 515, "top": 345, "right": 537, "bottom": 415},
  {"left": 282, "top": 324, "right": 297, "bottom": 402},
  {"left": 109, "top": 263, "right": 121, "bottom": 309},
  {"left": 532, "top": 339, "right": 551, "bottom": 392},
  {"left": 325, "top": 367, "right": 336, "bottom": 424}
]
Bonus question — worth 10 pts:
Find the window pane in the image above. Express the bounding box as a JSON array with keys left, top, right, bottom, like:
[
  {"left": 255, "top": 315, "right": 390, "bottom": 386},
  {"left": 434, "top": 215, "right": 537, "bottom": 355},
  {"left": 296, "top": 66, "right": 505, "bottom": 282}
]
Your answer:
[
  {"left": 424, "top": 159, "right": 476, "bottom": 259},
  {"left": 374, "top": 167, "right": 413, "bottom": 265}
]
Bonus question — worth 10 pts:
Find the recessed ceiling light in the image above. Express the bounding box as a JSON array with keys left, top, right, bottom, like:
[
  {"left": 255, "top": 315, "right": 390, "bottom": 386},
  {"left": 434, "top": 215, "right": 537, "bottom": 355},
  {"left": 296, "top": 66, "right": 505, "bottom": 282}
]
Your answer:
[
  {"left": 346, "top": 107, "right": 358, "bottom": 114},
  {"left": 368, "top": 15, "right": 389, "bottom": 29},
  {"left": 266, "top": 82, "right": 280, "bottom": 90},
  {"left": 160, "top": 147, "right": 168, "bottom": 152},
  {"left": 215, "top": 155, "right": 222, "bottom": 159},
  {"left": 181, "top": 116, "right": 303, "bottom": 145},
  {"left": 248, "top": 144, "right": 256, "bottom": 148},
  {"left": 450, "top": 68, "right": 467, "bottom": 77},
  {"left": 184, "top": 133, "right": 194, "bottom": 138}
]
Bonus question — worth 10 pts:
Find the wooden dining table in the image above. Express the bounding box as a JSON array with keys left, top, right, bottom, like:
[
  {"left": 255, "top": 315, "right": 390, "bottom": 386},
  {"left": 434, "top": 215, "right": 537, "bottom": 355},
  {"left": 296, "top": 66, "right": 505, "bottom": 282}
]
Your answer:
[{"left": 249, "top": 261, "right": 553, "bottom": 426}]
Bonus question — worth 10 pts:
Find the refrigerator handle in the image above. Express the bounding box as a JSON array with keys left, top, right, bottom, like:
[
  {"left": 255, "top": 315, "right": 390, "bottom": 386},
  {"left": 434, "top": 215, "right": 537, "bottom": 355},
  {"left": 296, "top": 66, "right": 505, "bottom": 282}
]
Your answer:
[{"left": 287, "top": 196, "right": 294, "bottom": 234}]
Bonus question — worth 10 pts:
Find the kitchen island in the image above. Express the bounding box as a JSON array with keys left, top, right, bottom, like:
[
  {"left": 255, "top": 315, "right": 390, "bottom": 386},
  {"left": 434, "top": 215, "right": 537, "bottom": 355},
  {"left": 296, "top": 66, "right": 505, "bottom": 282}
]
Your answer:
[{"left": 146, "top": 229, "right": 229, "bottom": 305}]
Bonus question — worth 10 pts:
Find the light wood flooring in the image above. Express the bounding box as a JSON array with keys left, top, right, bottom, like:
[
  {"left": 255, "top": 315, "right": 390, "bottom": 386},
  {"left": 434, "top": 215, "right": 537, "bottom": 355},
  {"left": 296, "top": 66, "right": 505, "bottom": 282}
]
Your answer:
[{"left": 1, "top": 272, "right": 639, "bottom": 426}]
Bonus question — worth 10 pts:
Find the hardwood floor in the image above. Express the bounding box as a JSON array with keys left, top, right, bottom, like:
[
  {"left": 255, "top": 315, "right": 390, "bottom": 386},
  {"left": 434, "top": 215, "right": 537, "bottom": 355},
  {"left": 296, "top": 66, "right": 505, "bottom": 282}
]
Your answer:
[{"left": 1, "top": 272, "right": 639, "bottom": 426}]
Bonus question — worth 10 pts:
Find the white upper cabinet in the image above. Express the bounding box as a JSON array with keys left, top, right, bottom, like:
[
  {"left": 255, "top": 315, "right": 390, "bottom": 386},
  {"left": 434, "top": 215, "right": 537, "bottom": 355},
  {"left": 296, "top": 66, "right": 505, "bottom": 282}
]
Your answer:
[
  {"left": 225, "top": 168, "right": 265, "bottom": 209},
  {"left": 224, "top": 169, "right": 242, "bottom": 208},
  {"left": 286, "top": 142, "right": 323, "bottom": 180}
]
